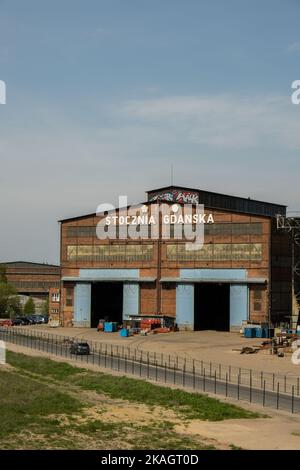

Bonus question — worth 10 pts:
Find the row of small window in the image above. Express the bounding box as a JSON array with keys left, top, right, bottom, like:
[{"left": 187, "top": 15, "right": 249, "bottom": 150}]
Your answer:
[
  {"left": 51, "top": 293, "right": 60, "bottom": 302},
  {"left": 166, "top": 244, "right": 262, "bottom": 261},
  {"left": 13, "top": 281, "right": 60, "bottom": 288},
  {"left": 66, "top": 243, "right": 263, "bottom": 262},
  {"left": 66, "top": 222, "right": 263, "bottom": 239},
  {"left": 67, "top": 245, "right": 154, "bottom": 261}
]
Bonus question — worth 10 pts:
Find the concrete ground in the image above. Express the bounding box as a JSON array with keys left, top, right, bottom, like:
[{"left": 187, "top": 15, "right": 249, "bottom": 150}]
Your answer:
[{"left": 23, "top": 326, "right": 300, "bottom": 381}]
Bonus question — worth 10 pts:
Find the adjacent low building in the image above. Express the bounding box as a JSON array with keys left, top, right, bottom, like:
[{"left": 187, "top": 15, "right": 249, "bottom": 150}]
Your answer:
[
  {"left": 59, "top": 185, "right": 292, "bottom": 331},
  {"left": 0, "top": 261, "right": 60, "bottom": 300}
]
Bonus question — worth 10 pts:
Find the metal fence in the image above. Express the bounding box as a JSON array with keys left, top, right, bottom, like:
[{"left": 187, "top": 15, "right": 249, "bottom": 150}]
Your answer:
[{"left": 1, "top": 326, "right": 300, "bottom": 414}]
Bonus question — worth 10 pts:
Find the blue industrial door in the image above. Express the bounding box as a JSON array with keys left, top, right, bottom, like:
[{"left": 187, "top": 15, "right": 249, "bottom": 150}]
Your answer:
[
  {"left": 176, "top": 284, "right": 194, "bottom": 330},
  {"left": 74, "top": 283, "right": 91, "bottom": 327},
  {"left": 230, "top": 285, "right": 248, "bottom": 330},
  {"left": 123, "top": 283, "right": 139, "bottom": 320}
]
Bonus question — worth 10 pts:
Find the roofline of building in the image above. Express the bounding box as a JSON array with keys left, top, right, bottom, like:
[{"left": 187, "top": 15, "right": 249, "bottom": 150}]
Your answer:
[
  {"left": 58, "top": 198, "right": 283, "bottom": 224},
  {"left": 0, "top": 261, "right": 60, "bottom": 268},
  {"left": 146, "top": 185, "right": 287, "bottom": 209}
]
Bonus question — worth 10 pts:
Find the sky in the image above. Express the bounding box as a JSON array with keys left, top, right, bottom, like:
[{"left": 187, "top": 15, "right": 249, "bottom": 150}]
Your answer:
[{"left": 0, "top": 0, "right": 300, "bottom": 264}]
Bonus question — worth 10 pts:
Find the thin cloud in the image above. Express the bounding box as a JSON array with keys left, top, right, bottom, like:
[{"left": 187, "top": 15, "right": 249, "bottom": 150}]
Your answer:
[
  {"left": 287, "top": 42, "right": 300, "bottom": 52},
  {"left": 115, "top": 94, "right": 300, "bottom": 150}
]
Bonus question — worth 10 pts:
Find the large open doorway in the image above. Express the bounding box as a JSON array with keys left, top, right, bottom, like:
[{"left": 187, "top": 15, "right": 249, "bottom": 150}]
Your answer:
[
  {"left": 91, "top": 282, "right": 123, "bottom": 328},
  {"left": 194, "top": 283, "right": 230, "bottom": 331}
]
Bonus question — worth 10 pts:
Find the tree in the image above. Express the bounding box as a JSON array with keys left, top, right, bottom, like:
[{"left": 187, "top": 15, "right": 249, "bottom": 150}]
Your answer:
[
  {"left": 0, "top": 265, "right": 7, "bottom": 284},
  {"left": 24, "top": 297, "right": 35, "bottom": 315},
  {"left": 8, "top": 296, "right": 22, "bottom": 317},
  {"left": 0, "top": 282, "right": 21, "bottom": 317},
  {"left": 42, "top": 297, "right": 49, "bottom": 316}
]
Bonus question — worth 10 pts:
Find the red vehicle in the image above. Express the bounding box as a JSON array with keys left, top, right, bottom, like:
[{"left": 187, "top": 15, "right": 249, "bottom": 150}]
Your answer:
[{"left": 0, "top": 319, "right": 12, "bottom": 327}]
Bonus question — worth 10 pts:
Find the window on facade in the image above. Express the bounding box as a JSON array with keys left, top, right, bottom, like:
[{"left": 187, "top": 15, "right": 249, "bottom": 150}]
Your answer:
[
  {"left": 254, "top": 302, "right": 262, "bottom": 311},
  {"left": 166, "top": 243, "right": 262, "bottom": 261},
  {"left": 67, "top": 244, "right": 154, "bottom": 262},
  {"left": 66, "top": 222, "right": 263, "bottom": 239},
  {"left": 13, "top": 281, "right": 60, "bottom": 288},
  {"left": 65, "top": 288, "right": 73, "bottom": 307},
  {"left": 51, "top": 293, "right": 60, "bottom": 302}
]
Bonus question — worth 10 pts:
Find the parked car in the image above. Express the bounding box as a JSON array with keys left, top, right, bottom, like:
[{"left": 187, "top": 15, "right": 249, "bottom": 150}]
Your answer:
[
  {"left": 70, "top": 342, "right": 90, "bottom": 355},
  {"left": 18, "top": 316, "right": 33, "bottom": 325},
  {"left": 28, "top": 315, "right": 44, "bottom": 324},
  {"left": 0, "top": 319, "right": 12, "bottom": 327},
  {"left": 11, "top": 317, "right": 24, "bottom": 326}
]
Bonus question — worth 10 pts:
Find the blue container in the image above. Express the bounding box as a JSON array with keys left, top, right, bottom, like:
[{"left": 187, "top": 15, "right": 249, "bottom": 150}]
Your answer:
[
  {"left": 120, "top": 328, "right": 129, "bottom": 337},
  {"left": 104, "top": 322, "right": 117, "bottom": 333},
  {"left": 255, "top": 327, "right": 263, "bottom": 338},
  {"left": 244, "top": 327, "right": 256, "bottom": 338}
]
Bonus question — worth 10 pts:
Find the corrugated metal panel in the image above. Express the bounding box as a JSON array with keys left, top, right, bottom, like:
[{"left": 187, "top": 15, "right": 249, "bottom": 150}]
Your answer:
[
  {"left": 176, "top": 284, "right": 194, "bottom": 330},
  {"left": 74, "top": 283, "right": 91, "bottom": 327},
  {"left": 123, "top": 283, "right": 140, "bottom": 320},
  {"left": 230, "top": 285, "right": 249, "bottom": 330}
]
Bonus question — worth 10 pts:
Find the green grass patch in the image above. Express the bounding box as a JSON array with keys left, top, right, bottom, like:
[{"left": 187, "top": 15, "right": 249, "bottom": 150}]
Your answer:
[
  {"left": 6, "top": 350, "right": 85, "bottom": 380},
  {"left": 0, "top": 368, "right": 82, "bottom": 438},
  {"left": 69, "top": 372, "right": 260, "bottom": 421},
  {"left": 7, "top": 351, "right": 260, "bottom": 421}
]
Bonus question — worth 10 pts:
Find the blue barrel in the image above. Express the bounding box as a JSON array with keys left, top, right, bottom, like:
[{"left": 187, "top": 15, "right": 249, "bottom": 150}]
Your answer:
[
  {"left": 255, "top": 327, "right": 263, "bottom": 338},
  {"left": 244, "top": 327, "right": 256, "bottom": 338},
  {"left": 120, "top": 328, "right": 129, "bottom": 337},
  {"left": 104, "top": 322, "right": 117, "bottom": 332}
]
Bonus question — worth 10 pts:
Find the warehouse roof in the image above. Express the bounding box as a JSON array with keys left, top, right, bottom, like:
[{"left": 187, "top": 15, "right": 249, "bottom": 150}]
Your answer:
[
  {"left": 147, "top": 185, "right": 286, "bottom": 218},
  {"left": 59, "top": 185, "right": 287, "bottom": 222}
]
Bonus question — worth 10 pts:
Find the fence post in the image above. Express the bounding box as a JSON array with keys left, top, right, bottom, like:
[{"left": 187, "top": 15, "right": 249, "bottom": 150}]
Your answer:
[
  {"left": 263, "top": 380, "right": 266, "bottom": 407},
  {"left": 225, "top": 372, "right": 228, "bottom": 397},
  {"left": 165, "top": 362, "right": 167, "bottom": 383},
  {"left": 147, "top": 357, "right": 150, "bottom": 378},
  {"left": 250, "top": 370, "right": 252, "bottom": 403},
  {"left": 273, "top": 373, "right": 275, "bottom": 392},
  {"left": 277, "top": 382, "right": 280, "bottom": 410},
  {"left": 292, "top": 385, "right": 295, "bottom": 414},
  {"left": 203, "top": 368, "right": 206, "bottom": 392},
  {"left": 237, "top": 374, "right": 240, "bottom": 400},
  {"left": 173, "top": 363, "right": 176, "bottom": 384},
  {"left": 298, "top": 378, "right": 300, "bottom": 396},
  {"left": 193, "top": 363, "right": 195, "bottom": 390},
  {"left": 183, "top": 362, "right": 186, "bottom": 387},
  {"left": 155, "top": 361, "right": 158, "bottom": 382},
  {"left": 284, "top": 375, "right": 287, "bottom": 394},
  {"left": 214, "top": 370, "right": 217, "bottom": 394}
]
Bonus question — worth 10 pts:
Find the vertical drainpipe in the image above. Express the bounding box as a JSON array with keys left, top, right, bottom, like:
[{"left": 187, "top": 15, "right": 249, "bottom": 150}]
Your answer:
[
  {"left": 59, "top": 221, "right": 64, "bottom": 327},
  {"left": 268, "top": 219, "right": 272, "bottom": 329},
  {"left": 156, "top": 203, "right": 162, "bottom": 315}
]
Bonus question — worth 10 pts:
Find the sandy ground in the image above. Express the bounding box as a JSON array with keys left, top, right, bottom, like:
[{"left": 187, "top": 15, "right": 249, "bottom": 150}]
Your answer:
[
  {"left": 22, "top": 326, "right": 300, "bottom": 379},
  {"left": 4, "top": 342, "right": 300, "bottom": 450}
]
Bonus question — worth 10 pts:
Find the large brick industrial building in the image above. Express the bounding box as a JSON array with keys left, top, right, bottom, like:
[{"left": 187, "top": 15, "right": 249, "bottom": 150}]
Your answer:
[
  {"left": 0, "top": 261, "right": 60, "bottom": 300},
  {"left": 58, "top": 185, "right": 294, "bottom": 331}
]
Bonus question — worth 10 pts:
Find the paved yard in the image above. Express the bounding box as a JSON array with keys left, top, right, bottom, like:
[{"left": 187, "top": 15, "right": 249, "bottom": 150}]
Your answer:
[{"left": 23, "top": 326, "right": 300, "bottom": 380}]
